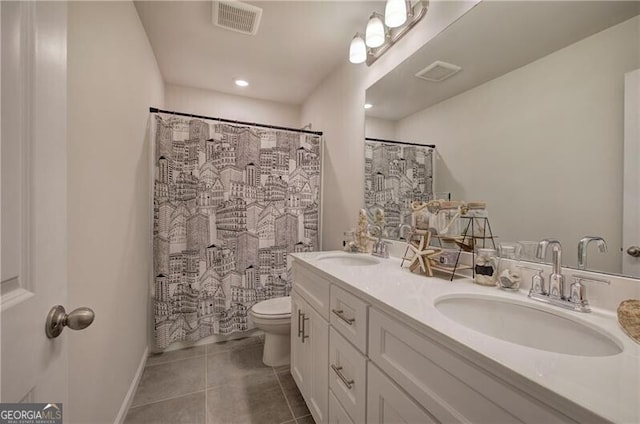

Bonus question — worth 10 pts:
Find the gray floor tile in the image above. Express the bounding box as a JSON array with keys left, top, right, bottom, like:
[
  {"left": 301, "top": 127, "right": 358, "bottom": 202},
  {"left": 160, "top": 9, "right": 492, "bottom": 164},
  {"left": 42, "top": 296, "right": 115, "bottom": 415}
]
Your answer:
[
  {"left": 205, "top": 336, "right": 262, "bottom": 356},
  {"left": 206, "top": 344, "right": 273, "bottom": 388},
  {"left": 124, "top": 392, "right": 205, "bottom": 424},
  {"left": 132, "top": 356, "right": 205, "bottom": 407},
  {"left": 295, "top": 415, "right": 316, "bottom": 424},
  {"left": 273, "top": 365, "right": 290, "bottom": 375},
  {"left": 276, "top": 372, "right": 309, "bottom": 418},
  {"left": 147, "top": 345, "right": 206, "bottom": 366},
  {"left": 206, "top": 373, "right": 294, "bottom": 424}
]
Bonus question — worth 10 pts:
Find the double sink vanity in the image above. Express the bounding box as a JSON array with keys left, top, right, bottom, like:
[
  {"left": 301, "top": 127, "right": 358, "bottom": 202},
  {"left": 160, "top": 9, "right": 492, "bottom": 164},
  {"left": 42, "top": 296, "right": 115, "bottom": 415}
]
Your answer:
[{"left": 290, "top": 251, "right": 639, "bottom": 424}]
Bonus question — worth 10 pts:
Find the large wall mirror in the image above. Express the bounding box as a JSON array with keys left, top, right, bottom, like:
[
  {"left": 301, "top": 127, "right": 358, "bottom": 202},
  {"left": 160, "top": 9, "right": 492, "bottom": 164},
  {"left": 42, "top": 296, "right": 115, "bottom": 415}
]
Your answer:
[{"left": 365, "top": 1, "right": 640, "bottom": 279}]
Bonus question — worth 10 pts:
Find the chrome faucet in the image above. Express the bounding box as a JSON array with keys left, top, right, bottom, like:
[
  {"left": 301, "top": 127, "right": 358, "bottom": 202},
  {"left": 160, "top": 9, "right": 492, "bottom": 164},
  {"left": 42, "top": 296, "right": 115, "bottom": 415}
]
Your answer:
[
  {"left": 529, "top": 238, "right": 609, "bottom": 312},
  {"left": 369, "top": 224, "right": 389, "bottom": 258},
  {"left": 536, "top": 239, "right": 564, "bottom": 299},
  {"left": 577, "top": 236, "right": 607, "bottom": 270}
]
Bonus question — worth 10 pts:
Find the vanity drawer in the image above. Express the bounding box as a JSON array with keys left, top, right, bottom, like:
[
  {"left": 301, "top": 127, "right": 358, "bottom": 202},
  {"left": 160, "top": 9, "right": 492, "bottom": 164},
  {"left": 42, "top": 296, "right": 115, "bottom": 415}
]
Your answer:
[
  {"left": 367, "top": 362, "right": 438, "bottom": 424},
  {"left": 329, "top": 391, "right": 354, "bottom": 424},
  {"left": 293, "top": 264, "right": 330, "bottom": 319},
  {"left": 368, "top": 308, "right": 577, "bottom": 424},
  {"left": 330, "top": 284, "right": 368, "bottom": 353},
  {"left": 329, "top": 327, "right": 367, "bottom": 424}
]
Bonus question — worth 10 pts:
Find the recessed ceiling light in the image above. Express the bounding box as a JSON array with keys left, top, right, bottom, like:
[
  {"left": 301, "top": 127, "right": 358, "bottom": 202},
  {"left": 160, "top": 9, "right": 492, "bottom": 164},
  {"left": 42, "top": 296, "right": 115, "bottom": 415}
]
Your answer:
[
  {"left": 364, "top": 103, "right": 373, "bottom": 109},
  {"left": 235, "top": 79, "right": 249, "bottom": 87}
]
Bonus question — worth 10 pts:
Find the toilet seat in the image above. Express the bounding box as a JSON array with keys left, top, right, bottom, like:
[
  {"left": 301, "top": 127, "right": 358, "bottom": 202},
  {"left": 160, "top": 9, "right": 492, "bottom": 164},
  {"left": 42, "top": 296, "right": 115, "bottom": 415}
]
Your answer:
[{"left": 251, "top": 296, "right": 291, "bottom": 318}]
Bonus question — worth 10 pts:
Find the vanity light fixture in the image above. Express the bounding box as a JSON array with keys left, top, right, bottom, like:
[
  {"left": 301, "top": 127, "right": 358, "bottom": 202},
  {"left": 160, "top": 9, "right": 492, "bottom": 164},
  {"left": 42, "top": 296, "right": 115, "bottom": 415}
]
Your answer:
[
  {"left": 385, "top": 0, "right": 407, "bottom": 28},
  {"left": 350, "top": 0, "right": 429, "bottom": 67},
  {"left": 365, "top": 13, "right": 386, "bottom": 48},
  {"left": 234, "top": 79, "right": 249, "bottom": 87},
  {"left": 349, "top": 33, "right": 367, "bottom": 64}
]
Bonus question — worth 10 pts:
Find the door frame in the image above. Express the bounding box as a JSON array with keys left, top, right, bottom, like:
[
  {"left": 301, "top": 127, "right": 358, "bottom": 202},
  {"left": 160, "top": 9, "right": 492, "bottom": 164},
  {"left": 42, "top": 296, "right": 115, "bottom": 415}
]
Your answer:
[{"left": 623, "top": 69, "right": 640, "bottom": 277}]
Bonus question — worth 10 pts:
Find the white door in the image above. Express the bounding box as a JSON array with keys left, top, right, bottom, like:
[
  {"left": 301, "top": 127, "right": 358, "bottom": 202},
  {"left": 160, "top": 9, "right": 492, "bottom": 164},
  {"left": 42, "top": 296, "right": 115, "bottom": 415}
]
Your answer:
[
  {"left": 623, "top": 69, "right": 640, "bottom": 277},
  {"left": 1, "top": 1, "right": 69, "bottom": 404}
]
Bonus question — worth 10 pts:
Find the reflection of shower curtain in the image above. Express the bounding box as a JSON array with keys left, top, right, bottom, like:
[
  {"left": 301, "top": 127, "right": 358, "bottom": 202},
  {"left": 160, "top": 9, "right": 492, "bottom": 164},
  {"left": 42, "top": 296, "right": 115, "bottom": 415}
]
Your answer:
[
  {"left": 151, "top": 113, "right": 322, "bottom": 349},
  {"left": 364, "top": 139, "right": 434, "bottom": 240}
]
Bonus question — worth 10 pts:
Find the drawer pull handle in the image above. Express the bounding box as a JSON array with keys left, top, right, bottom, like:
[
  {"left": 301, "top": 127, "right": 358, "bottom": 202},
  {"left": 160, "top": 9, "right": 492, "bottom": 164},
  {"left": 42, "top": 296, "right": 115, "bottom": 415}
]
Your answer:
[
  {"left": 301, "top": 314, "right": 309, "bottom": 343},
  {"left": 331, "top": 364, "right": 354, "bottom": 389},
  {"left": 332, "top": 309, "right": 355, "bottom": 325},
  {"left": 297, "top": 310, "right": 304, "bottom": 338}
]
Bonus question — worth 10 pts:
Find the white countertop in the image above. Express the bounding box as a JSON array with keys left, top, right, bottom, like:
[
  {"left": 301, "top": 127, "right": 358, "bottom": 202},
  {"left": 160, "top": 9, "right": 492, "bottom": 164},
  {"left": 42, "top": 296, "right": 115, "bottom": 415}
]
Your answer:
[{"left": 291, "top": 251, "right": 640, "bottom": 424}]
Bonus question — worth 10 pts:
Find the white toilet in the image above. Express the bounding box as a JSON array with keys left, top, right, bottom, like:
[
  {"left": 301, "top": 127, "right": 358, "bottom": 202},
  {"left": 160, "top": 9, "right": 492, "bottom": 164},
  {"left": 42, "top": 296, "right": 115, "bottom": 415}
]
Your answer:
[{"left": 250, "top": 296, "right": 292, "bottom": 367}]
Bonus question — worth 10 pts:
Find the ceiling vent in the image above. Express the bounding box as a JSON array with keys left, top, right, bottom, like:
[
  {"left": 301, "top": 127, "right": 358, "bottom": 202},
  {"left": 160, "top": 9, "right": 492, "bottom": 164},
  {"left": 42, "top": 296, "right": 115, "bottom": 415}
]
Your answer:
[
  {"left": 415, "top": 61, "right": 462, "bottom": 82},
  {"left": 212, "top": 1, "right": 263, "bottom": 36}
]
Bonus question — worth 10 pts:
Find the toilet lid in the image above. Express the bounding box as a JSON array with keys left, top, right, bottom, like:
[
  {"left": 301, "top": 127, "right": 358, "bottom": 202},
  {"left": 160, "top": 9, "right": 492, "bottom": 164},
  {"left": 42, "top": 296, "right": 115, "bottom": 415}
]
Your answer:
[{"left": 251, "top": 296, "right": 292, "bottom": 316}]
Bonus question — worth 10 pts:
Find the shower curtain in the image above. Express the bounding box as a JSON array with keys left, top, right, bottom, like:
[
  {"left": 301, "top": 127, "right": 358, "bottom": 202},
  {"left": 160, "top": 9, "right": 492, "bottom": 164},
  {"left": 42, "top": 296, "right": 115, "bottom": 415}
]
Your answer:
[{"left": 151, "top": 113, "right": 322, "bottom": 349}]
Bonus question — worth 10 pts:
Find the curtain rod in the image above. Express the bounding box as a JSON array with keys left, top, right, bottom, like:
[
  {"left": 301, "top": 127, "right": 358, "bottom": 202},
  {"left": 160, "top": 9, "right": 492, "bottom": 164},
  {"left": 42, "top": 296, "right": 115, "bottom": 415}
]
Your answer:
[
  {"left": 149, "top": 107, "right": 323, "bottom": 136},
  {"left": 365, "top": 137, "right": 435, "bottom": 148}
]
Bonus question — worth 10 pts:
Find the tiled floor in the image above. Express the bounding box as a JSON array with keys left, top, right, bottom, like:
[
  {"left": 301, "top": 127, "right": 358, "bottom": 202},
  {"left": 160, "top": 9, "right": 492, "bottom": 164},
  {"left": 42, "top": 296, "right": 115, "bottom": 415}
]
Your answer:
[{"left": 125, "top": 336, "right": 314, "bottom": 424}]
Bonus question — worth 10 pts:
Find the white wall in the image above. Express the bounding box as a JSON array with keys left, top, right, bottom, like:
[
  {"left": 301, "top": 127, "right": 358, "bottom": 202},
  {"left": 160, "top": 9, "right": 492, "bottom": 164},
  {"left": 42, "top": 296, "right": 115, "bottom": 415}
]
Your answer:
[
  {"left": 67, "top": 2, "right": 164, "bottom": 423},
  {"left": 301, "top": 1, "right": 479, "bottom": 250},
  {"left": 395, "top": 16, "right": 640, "bottom": 273},
  {"left": 165, "top": 83, "right": 301, "bottom": 129},
  {"left": 365, "top": 116, "right": 397, "bottom": 140}
]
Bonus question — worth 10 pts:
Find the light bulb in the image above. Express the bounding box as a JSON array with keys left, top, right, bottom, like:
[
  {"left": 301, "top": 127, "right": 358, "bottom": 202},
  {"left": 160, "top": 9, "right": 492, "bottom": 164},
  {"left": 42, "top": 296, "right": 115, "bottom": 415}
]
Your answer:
[
  {"left": 349, "top": 34, "right": 366, "bottom": 64},
  {"left": 385, "top": 0, "right": 407, "bottom": 28},
  {"left": 364, "top": 103, "right": 373, "bottom": 109},
  {"left": 365, "top": 14, "right": 385, "bottom": 48},
  {"left": 234, "top": 79, "right": 249, "bottom": 87}
]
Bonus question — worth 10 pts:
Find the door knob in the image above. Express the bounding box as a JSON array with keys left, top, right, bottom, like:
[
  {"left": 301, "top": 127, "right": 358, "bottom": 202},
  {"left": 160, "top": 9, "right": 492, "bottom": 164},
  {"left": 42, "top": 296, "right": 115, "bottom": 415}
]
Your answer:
[
  {"left": 627, "top": 246, "right": 640, "bottom": 258},
  {"left": 45, "top": 305, "right": 95, "bottom": 338}
]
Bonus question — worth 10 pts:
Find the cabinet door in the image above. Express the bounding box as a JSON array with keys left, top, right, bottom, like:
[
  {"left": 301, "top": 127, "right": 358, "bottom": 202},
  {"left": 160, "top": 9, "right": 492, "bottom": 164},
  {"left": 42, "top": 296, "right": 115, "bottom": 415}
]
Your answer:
[
  {"left": 305, "top": 302, "right": 329, "bottom": 424},
  {"left": 291, "top": 291, "right": 308, "bottom": 393},
  {"left": 367, "top": 364, "right": 439, "bottom": 424}
]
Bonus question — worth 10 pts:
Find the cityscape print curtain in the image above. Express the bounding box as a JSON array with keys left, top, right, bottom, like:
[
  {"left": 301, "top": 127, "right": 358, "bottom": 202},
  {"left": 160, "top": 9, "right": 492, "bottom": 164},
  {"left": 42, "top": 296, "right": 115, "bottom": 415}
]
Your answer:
[
  {"left": 364, "top": 139, "right": 434, "bottom": 239},
  {"left": 152, "top": 113, "right": 322, "bottom": 349}
]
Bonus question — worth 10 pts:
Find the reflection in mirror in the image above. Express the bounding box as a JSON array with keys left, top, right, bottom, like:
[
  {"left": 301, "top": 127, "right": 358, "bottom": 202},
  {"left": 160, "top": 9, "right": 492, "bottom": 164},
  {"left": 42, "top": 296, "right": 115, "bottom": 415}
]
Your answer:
[
  {"left": 364, "top": 138, "right": 435, "bottom": 240},
  {"left": 365, "top": 1, "right": 640, "bottom": 278}
]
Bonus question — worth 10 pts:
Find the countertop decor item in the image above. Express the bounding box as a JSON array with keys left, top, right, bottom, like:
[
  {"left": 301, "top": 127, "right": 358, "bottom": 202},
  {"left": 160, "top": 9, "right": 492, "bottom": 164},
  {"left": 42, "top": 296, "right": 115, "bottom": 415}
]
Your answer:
[
  {"left": 354, "top": 209, "right": 372, "bottom": 253},
  {"left": 617, "top": 299, "right": 640, "bottom": 344},
  {"left": 401, "top": 229, "right": 442, "bottom": 276}
]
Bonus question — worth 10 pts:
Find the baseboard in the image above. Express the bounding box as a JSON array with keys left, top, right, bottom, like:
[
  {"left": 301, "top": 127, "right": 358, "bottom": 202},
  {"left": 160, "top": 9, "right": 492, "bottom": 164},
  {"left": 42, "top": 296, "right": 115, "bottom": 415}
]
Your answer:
[{"left": 114, "top": 346, "right": 148, "bottom": 424}]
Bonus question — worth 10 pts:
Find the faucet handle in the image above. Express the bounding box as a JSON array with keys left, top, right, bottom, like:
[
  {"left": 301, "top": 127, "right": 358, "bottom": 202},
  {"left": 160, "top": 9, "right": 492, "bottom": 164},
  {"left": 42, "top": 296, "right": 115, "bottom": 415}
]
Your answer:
[
  {"left": 568, "top": 274, "right": 610, "bottom": 311},
  {"left": 518, "top": 265, "right": 546, "bottom": 296}
]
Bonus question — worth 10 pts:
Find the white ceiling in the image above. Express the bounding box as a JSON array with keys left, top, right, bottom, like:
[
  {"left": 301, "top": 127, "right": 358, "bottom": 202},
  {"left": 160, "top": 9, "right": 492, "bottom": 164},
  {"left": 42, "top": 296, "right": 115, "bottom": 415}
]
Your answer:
[
  {"left": 135, "top": 0, "right": 384, "bottom": 105},
  {"left": 366, "top": 1, "right": 640, "bottom": 121}
]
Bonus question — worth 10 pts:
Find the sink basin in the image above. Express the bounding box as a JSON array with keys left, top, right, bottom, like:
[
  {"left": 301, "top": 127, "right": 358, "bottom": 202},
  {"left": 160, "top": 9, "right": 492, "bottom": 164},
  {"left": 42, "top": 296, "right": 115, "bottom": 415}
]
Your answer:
[
  {"left": 435, "top": 295, "right": 622, "bottom": 357},
  {"left": 316, "top": 253, "right": 380, "bottom": 266}
]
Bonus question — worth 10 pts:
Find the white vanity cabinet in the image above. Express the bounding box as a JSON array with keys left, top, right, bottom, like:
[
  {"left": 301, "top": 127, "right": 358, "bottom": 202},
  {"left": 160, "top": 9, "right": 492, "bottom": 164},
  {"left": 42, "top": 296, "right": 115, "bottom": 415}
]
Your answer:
[
  {"left": 291, "top": 257, "right": 605, "bottom": 424},
  {"left": 291, "top": 265, "right": 330, "bottom": 424}
]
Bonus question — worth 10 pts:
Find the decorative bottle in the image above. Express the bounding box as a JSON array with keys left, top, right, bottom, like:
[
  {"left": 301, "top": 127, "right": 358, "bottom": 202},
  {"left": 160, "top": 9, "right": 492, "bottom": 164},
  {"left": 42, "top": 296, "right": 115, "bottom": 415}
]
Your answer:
[{"left": 474, "top": 248, "right": 498, "bottom": 286}]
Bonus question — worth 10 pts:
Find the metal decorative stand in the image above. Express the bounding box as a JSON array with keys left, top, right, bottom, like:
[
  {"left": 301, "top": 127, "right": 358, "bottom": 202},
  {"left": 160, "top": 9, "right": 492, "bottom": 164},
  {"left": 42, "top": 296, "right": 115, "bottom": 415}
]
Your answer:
[{"left": 430, "top": 216, "right": 497, "bottom": 281}]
